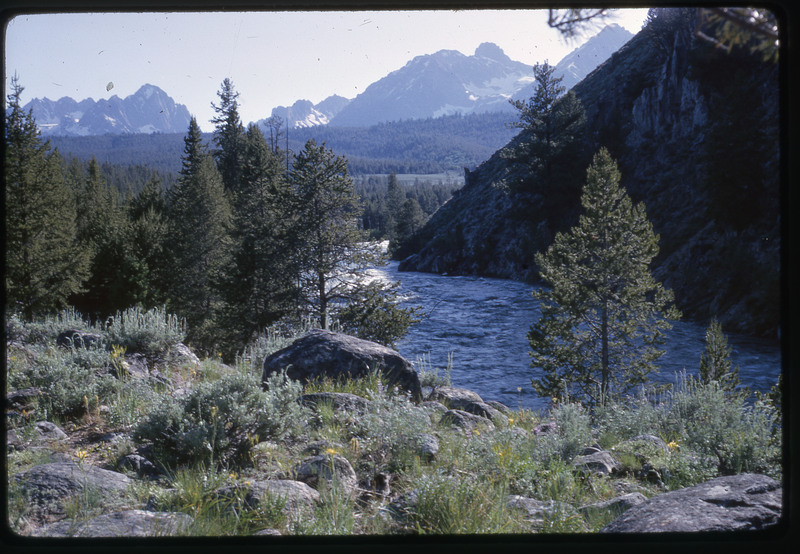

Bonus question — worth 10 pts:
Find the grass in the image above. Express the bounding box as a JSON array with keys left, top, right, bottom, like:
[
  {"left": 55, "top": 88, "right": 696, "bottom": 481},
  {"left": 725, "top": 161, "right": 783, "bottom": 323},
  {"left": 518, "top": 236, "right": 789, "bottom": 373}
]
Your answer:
[{"left": 6, "top": 307, "right": 784, "bottom": 537}]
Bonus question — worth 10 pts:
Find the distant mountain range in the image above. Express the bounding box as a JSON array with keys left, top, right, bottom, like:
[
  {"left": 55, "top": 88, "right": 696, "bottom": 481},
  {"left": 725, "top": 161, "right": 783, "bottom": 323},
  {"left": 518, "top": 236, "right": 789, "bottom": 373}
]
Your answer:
[
  {"left": 22, "top": 24, "right": 632, "bottom": 139},
  {"left": 260, "top": 24, "right": 633, "bottom": 129},
  {"left": 22, "top": 84, "right": 191, "bottom": 137}
]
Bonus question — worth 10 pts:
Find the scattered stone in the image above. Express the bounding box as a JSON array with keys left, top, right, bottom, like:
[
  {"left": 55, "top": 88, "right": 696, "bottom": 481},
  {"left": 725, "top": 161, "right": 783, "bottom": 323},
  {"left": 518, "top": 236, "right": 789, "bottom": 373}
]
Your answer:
[
  {"left": 421, "top": 401, "right": 448, "bottom": 418},
  {"left": 6, "top": 387, "right": 42, "bottom": 412},
  {"left": 293, "top": 454, "right": 359, "bottom": 495},
  {"left": 216, "top": 479, "right": 321, "bottom": 514},
  {"left": 262, "top": 329, "right": 422, "bottom": 400},
  {"left": 507, "top": 495, "right": 582, "bottom": 529},
  {"left": 440, "top": 408, "right": 494, "bottom": 431},
  {"left": 601, "top": 473, "right": 782, "bottom": 533},
  {"left": 533, "top": 422, "right": 557, "bottom": 435},
  {"left": 253, "top": 528, "right": 282, "bottom": 536},
  {"left": 118, "top": 454, "right": 159, "bottom": 478},
  {"left": 56, "top": 329, "right": 103, "bottom": 349},
  {"left": 573, "top": 451, "right": 621, "bottom": 476},
  {"left": 31, "top": 510, "right": 193, "bottom": 537},
  {"left": 417, "top": 433, "right": 440, "bottom": 462},
  {"left": 7, "top": 429, "right": 23, "bottom": 451},
  {"left": 35, "top": 421, "right": 67, "bottom": 442},
  {"left": 626, "top": 434, "right": 670, "bottom": 454},
  {"left": 300, "top": 392, "right": 373, "bottom": 415}
]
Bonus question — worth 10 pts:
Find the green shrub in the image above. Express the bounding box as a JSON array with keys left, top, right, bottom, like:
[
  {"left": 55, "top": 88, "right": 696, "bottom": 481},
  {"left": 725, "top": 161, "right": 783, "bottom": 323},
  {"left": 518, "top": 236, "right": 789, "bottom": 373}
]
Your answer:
[
  {"left": 535, "top": 402, "right": 592, "bottom": 464},
  {"left": 7, "top": 345, "right": 117, "bottom": 418},
  {"left": 104, "top": 306, "right": 185, "bottom": 354},
  {"left": 406, "top": 472, "right": 525, "bottom": 534},
  {"left": 665, "top": 373, "right": 780, "bottom": 478},
  {"left": 134, "top": 370, "right": 307, "bottom": 469}
]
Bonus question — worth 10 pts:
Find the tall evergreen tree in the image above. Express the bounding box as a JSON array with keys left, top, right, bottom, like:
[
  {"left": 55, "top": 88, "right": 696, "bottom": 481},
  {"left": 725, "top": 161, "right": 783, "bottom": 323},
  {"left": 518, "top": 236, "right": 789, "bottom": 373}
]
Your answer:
[
  {"left": 127, "top": 175, "right": 170, "bottom": 308},
  {"left": 288, "top": 140, "right": 417, "bottom": 345},
  {"left": 529, "top": 148, "right": 680, "bottom": 405},
  {"left": 167, "top": 117, "right": 233, "bottom": 351},
  {"left": 219, "top": 124, "right": 298, "bottom": 355},
  {"left": 699, "top": 318, "right": 740, "bottom": 391},
  {"left": 503, "top": 62, "right": 587, "bottom": 260},
  {"left": 211, "top": 78, "right": 245, "bottom": 192},
  {"left": 70, "top": 157, "right": 143, "bottom": 316},
  {"left": 5, "top": 77, "right": 89, "bottom": 318}
]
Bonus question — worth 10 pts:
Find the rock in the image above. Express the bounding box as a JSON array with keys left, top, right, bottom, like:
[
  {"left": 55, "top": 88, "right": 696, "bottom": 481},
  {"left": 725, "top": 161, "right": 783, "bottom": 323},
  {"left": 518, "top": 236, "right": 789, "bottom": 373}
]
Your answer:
[
  {"left": 486, "top": 400, "right": 513, "bottom": 415},
  {"left": 118, "top": 454, "right": 159, "bottom": 478},
  {"left": 293, "top": 454, "right": 359, "bottom": 495},
  {"left": 31, "top": 510, "right": 193, "bottom": 537},
  {"left": 579, "top": 492, "right": 648, "bottom": 518},
  {"left": 15, "top": 462, "right": 132, "bottom": 518},
  {"left": 573, "top": 451, "right": 621, "bottom": 476},
  {"left": 417, "top": 433, "right": 440, "bottom": 462},
  {"left": 6, "top": 387, "right": 42, "bottom": 412},
  {"left": 300, "top": 392, "right": 373, "bottom": 415},
  {"left": 217, "top": 479, "right": 320, "bottom": 514},
  {"left": 7, "top": 429, "right": 23, "bottom": 451},
  {"left": 601, "top": 473, "right": 782, "bottom": 533},
  {"left": 421, "top": 401, "right": 448, "bottom": 417},
  {"left": 506, "top": 495, "right": 581, "bottom": 528},
  {"left": 533, "top": 422, "right": 557, "bottom": 435},
  {"left": 626, "top": 434, "right": 670, "bottom": 454},
  {"left": 302, "top": 440, "right": 346, "bottom": 457},
  {"left": 56, "top": 329, "right": 103, "bottom": 349},
  {"left": 253, "top": 528, "right": 282, "bottom": 536},
  {"left": 429, "top": 386, "right": 508, "bottom": 423},
  {"left": 35, "top": 421, "right": 67, "bottom": 442},
  {"left": 117, "top": 352, "right": 150, "bottom": 379},
  {"left": 440, "top": 409, "right": 494, "bottom": 431},
  {"left": 262, "top": 329, "right": 421, "bottom": 400}
]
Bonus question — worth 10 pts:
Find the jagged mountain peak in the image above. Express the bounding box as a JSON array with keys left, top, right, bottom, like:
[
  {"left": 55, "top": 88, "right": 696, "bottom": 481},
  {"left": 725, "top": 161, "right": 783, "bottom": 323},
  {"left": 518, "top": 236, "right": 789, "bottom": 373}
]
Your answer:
[
  {"left": 21, "top": 84, "right": 191, "bottom": 136},
  {"left": 475, "top": 42, "right": 511, "bottom": 62}
]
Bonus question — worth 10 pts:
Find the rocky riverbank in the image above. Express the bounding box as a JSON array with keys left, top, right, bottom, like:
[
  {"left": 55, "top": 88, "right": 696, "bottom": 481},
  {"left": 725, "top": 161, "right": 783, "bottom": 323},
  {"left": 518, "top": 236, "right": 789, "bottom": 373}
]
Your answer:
[{"left": 6, "top": 317, "right": 783, "bottom": 537}]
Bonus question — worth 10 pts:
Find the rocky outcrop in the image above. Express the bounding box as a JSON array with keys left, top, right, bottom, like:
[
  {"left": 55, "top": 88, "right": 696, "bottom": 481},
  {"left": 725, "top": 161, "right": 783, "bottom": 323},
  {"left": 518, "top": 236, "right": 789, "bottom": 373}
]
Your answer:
[
  {"left": 15, "top": 462, "right": 132, "bottom": 521},
  {"left": 31, "top": 510, "right": 193, "bottom": 537},
  {"left": 293, "top": 454, "right": 359, "bottom": 496},
  {"left": 399, "top": 8, "right": 779, "bottom": 338},
  {"left": 600, "top": 473, "right": 782, "bottom": 532},
  {"left": 261, "top": 329, "right": 422, "bottom": 400}
]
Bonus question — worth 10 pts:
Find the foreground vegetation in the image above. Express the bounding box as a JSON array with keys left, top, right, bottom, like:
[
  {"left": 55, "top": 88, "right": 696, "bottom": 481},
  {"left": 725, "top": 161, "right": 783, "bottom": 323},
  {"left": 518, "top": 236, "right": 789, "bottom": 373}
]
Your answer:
[{"left": 6, "top": 307, "right": 781, "bottom": 536}]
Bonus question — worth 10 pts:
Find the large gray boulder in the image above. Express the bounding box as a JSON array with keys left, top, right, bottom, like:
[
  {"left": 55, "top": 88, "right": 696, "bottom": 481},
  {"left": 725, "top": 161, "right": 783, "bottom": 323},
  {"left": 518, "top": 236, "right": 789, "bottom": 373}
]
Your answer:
[
  {"left": 31, "top": 510, "right": 193, "bottom": 537},
  {"left": 262, "top": 329, "right": 422, "bottom": 400},
  {"left": 15, "top": 462, "right": 132, "bottom": 519},
  {"left": 293, "top": 454, "right": 359, "bottom": 496},
  {"left": 601, "top": 473, "right": 782, "bottom": 533},
  {"left": 216, "top": 479, "right": 321, "bottom": 515}
]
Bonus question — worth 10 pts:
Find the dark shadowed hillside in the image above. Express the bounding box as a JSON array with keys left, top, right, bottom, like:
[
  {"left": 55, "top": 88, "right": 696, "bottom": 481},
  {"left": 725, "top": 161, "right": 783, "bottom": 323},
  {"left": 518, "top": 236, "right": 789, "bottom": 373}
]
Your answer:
[{"left": 398, "top": 9, "right": 780, "bottom": 338}]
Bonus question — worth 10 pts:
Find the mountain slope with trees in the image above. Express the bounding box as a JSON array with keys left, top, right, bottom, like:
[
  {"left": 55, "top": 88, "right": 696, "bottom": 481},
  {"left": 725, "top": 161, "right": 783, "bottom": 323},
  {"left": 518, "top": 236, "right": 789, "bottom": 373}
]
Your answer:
[{"left": 398, "top": 8, "right": 780, "bottom": 338}]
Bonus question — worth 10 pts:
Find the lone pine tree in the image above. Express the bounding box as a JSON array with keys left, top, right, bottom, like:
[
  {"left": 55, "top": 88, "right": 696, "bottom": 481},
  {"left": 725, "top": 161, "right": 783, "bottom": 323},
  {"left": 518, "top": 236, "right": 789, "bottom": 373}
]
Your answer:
[
  {"left": 529, "top": 148, "right": 680, "bottom": 405},
  {"left": 699, "top": 317, "right": 740, "bottom": 391}
]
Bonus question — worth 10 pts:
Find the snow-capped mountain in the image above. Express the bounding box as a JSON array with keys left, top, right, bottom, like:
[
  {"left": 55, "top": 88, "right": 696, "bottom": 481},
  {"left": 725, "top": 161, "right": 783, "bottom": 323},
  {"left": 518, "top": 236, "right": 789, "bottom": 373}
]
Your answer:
[
  {"left": 329, "top": 42, "right": 534, "bottom": 127},
  {"left": 260, "top": 95, "right": 350, "bottom": 129},
  {"left": 22, "top": 84, "right": 192, "bottom": 136}
]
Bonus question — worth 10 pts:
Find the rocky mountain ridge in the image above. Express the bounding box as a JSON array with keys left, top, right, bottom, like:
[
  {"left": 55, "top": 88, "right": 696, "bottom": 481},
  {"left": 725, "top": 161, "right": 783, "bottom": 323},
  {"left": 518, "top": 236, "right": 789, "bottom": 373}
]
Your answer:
[{"left": 21, "top": 84, "right": 192, "bottom": 136}]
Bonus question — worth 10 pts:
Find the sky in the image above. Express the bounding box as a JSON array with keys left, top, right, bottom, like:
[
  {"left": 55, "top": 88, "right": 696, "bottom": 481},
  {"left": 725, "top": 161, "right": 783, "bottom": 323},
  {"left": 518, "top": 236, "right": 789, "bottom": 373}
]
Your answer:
[{"left": 4, "top": 8, "right": 649, "bottom": 131}]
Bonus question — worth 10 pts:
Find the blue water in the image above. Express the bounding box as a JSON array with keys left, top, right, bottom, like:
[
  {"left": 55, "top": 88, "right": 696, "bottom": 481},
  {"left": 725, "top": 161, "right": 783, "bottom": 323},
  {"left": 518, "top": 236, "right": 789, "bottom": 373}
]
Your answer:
[{"left": 372, "top": 262, "right": 782, "bottom": 412}]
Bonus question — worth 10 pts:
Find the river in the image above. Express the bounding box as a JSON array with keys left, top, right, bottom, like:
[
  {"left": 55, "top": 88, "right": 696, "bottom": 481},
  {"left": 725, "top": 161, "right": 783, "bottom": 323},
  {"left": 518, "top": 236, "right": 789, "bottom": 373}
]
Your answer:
[{"left": 370, "top": 261, "right": 782, "bottom": 412}]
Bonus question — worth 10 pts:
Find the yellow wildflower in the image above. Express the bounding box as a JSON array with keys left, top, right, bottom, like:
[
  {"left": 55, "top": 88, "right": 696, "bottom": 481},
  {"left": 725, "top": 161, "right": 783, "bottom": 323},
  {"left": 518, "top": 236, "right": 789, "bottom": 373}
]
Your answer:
[
  {"left": 667, "top": 441, "right": 679, "bottom": 451},
  {"left": 75, "top": 449, "right": 88, "bottom": 463},
  {"left": 324, "top": 447, "right": 339, "bottom": 456}
]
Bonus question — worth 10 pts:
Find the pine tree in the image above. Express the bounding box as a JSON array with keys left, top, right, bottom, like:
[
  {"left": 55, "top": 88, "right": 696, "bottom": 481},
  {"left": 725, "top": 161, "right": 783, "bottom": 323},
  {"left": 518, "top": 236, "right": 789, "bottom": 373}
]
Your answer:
[
  {"left": 167, "top": 117, "right": 233, "bottom": 351},
  {"left": 211, "top": 78, "right": 245, "bottom": 192},
  {"left": 5, "top": 77, "right": 89, "bottom": 318},
  {"left": 288, "top": 140, "right": 417, "bottom": 345},
  {"left": 219, "top": 124, "right": 298, "bottom": 354},
  {"left": 699, "top": 318, "right": 740, "bottom": 391},
  {"left": 127, "top": 175, "right": 170, "bottom": 308},
  {"left": 529, "top": 148, "right": 680, "bottom": 405},
  {"left": 71, "top": 157, "right": 142, "bottom": 316},
  {"left": 504, "top": 62, "right": 587, "bottom": 256}
]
